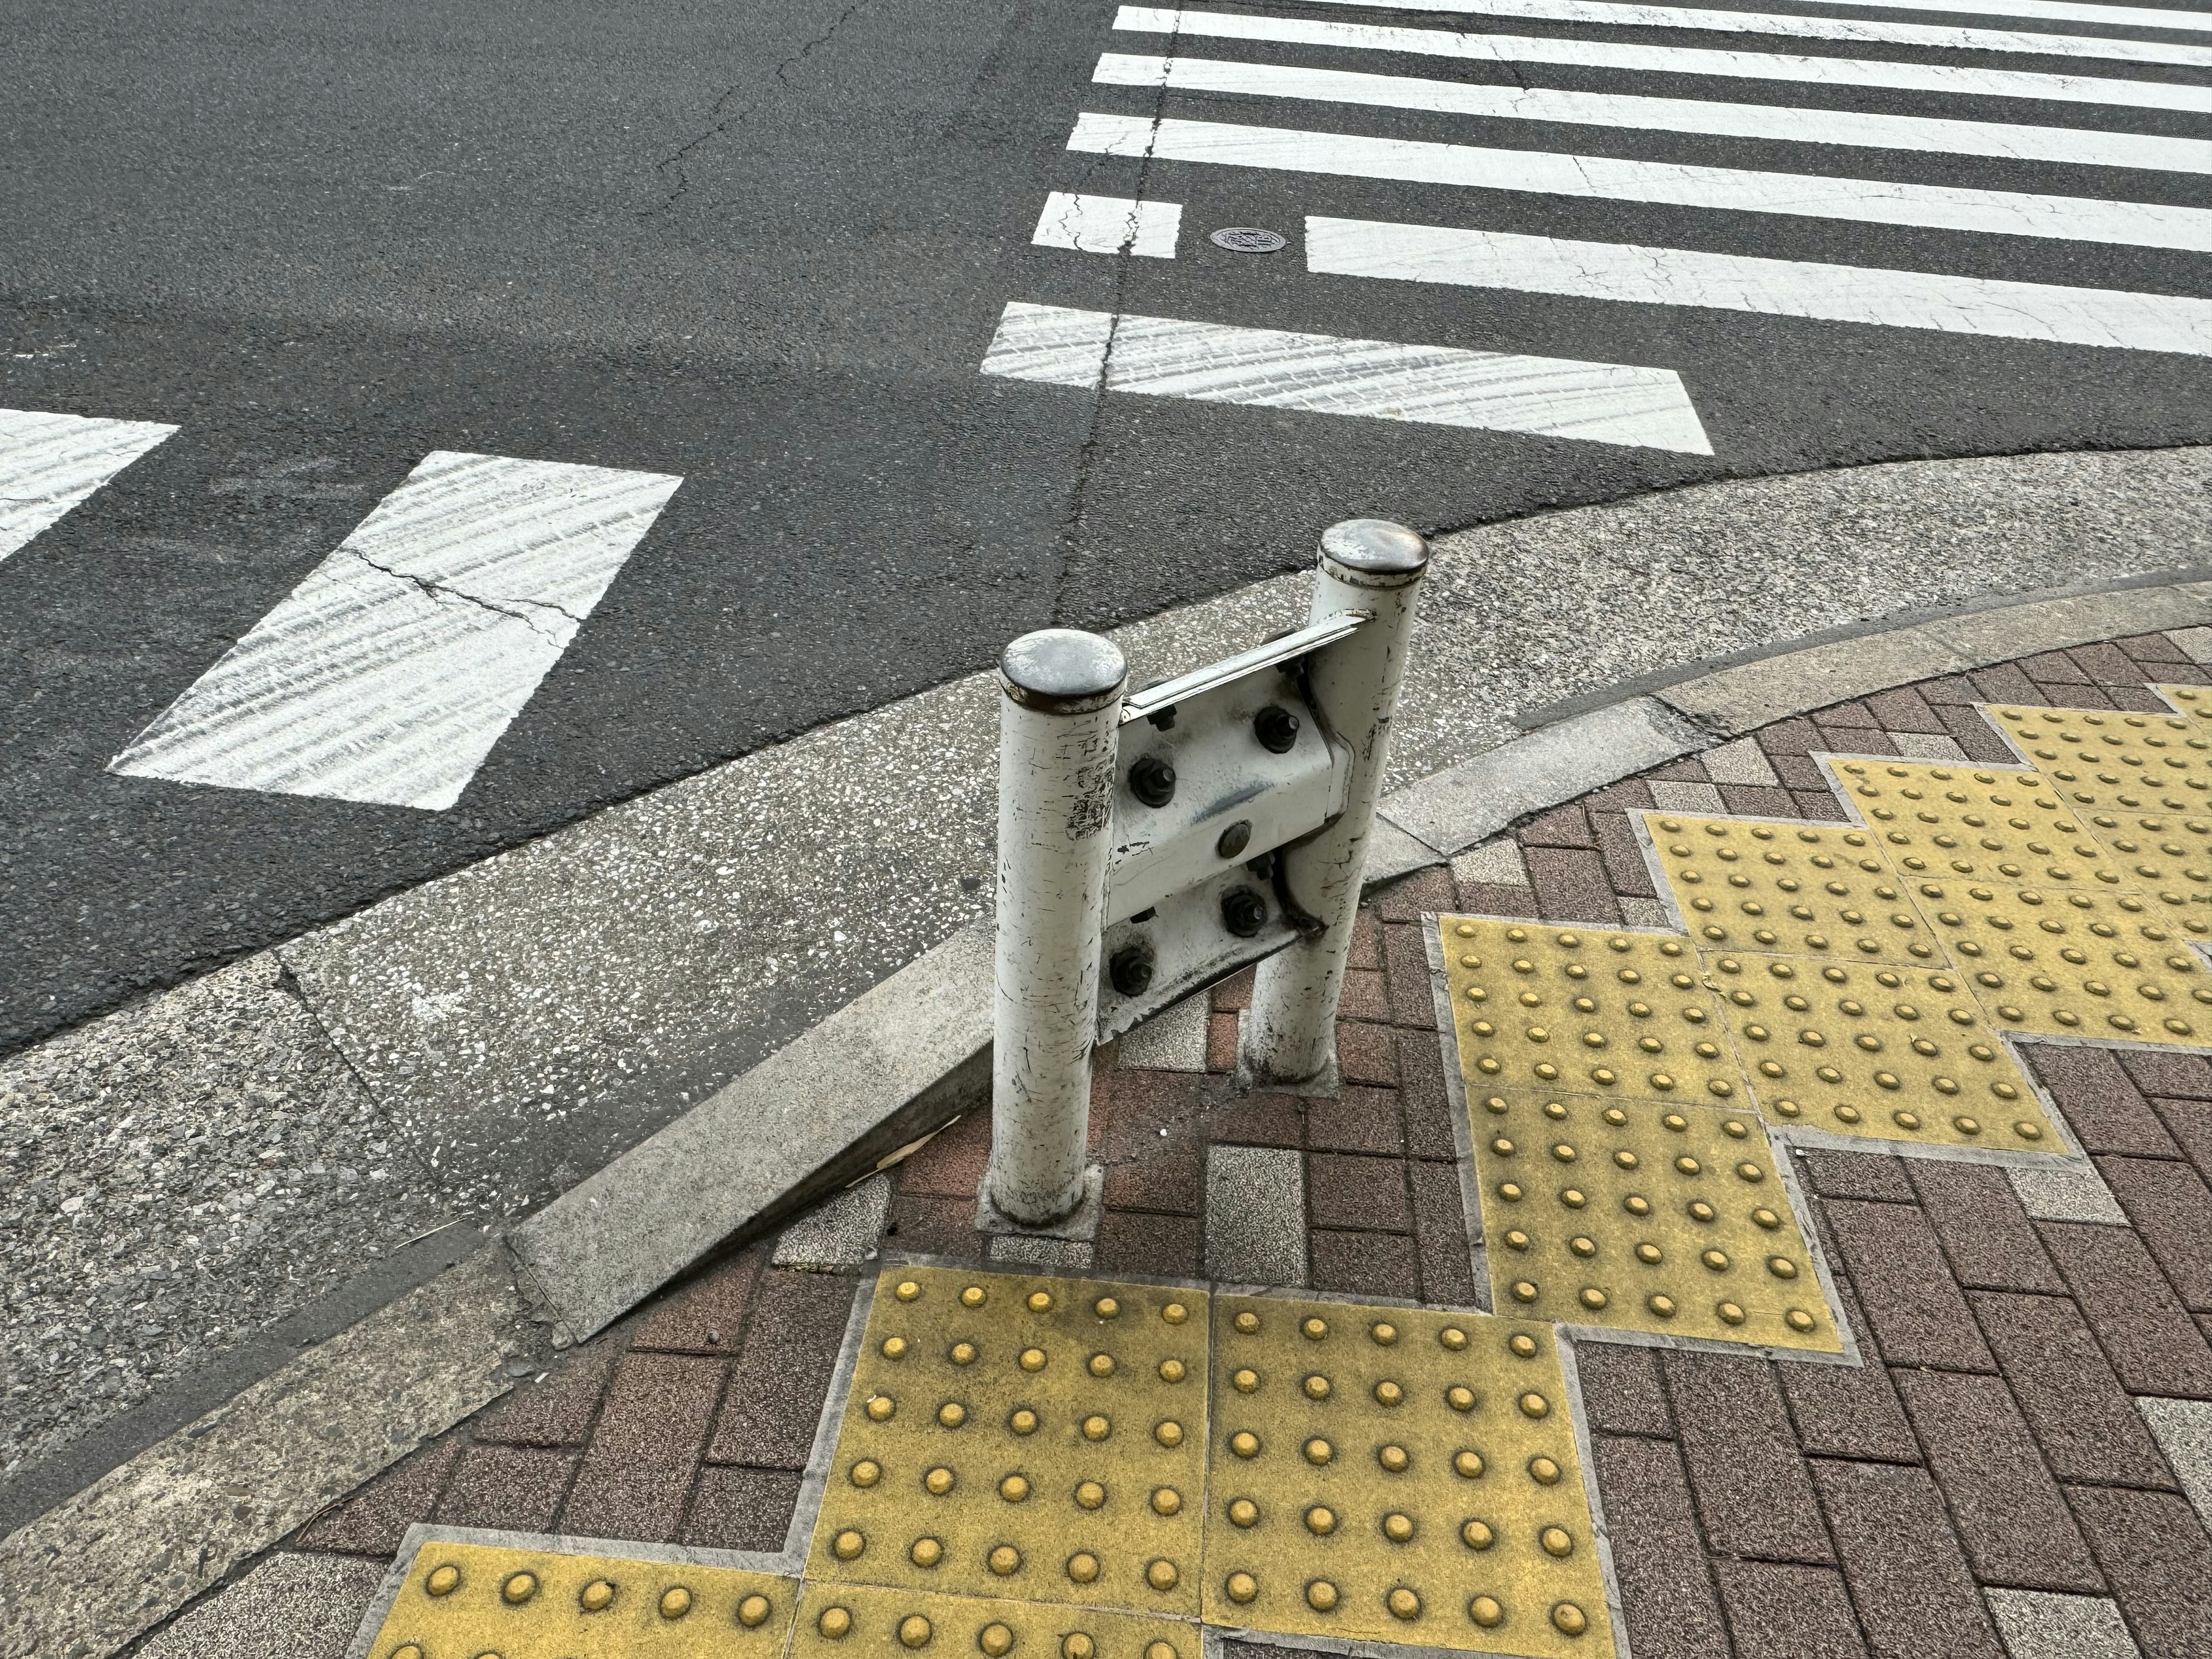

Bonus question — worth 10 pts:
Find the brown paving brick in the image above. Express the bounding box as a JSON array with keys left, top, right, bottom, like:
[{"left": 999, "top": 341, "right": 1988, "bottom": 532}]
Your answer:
[
  {"left": 2157, "top": 661, "right": 2212, "bottom": 686},
  {"left": 2119, "top": 631, "right": 2192, "bottom": 665},
  {"left": 2125, "top": 1051, "right": 2212, "bottom": 1100},
  {"left": 1819, "top": 699, "right": 1885, "bottom": 729},
  {"left": 1306, "top": 1152, "right": 1411, "bottom": 1233},
  {"left": 682, "top": 1465, "right": 802, "bottom": 1551},
  {"left": 1308, "top": 1228, "right": 1419, "bottom": 1298},
  {"left": 2070, "top": 642, "right": 2146, "bottom": 685},
  {"left": 1214, "top": 964, "right": 1257, "bottom": 1011},
  {"left": 1374, "top": 863, "right": 1456, "bottom": 922},
  {"left": 1589, "top": 778, "right": 1658, "bottom": 811},
  {"left": 1939, "top": 707, "right": 2019, "bottom": 764},
  {"left": 1380, "top": 922, "right": 1435, "bottom": 1027},
  {"left": 1104, "top": 1130, "right": 1203, "bottom": 1214},
  {"left": 471, "top": 1343, "right": 616, "bottom": 1448},
  {"left": 1396, "top": 1029, "right": 1457, "bottom": 1160},
  {"left": 1207, "top": 1012, "right": 1240, "bottom": 1073},
  {"left": 627, "top": 1248, "right": 763, "bottom": 1355},
  {"left": 1971, "top": 662, "right": 2043, "bottom": 705},
  {"left": 1823, "top": 1199, "right": 1995, "bottom": 1371},
  {"left": 2035, "top": 678, "right": 2113, "bottom": 710},
  {"left": 1097, "top": 1067, "right": 1195, "bottom": 1143},
  {"left": 1907, "top": 1160, "right": 2064, "bottom": 1294},
  {"left": 1802, "top": 1149, "right": 1914, "bottom": 1204},
  {"left": 2025, "top": 1047, "right": 2180, "bottom": 1158},
  {"left": 1816, "top": 724, "right": 1895, "bottom": 757},
  {"left": 1525, "top": 845, "right": 1626, "bottom": 924},
  {"left": 297, "top": 1438, "right": 460, "bottom": 1555},
  {"left": 561, "top": 1351, "right": 725, "bottom": 1543},
  {"left": 2152, "top": 1096, "right": 2212, "bottom": 1182},
  {"left": 1792, "top": 790, "right": 1854, "bottom": 821},
  {"left": 1811, "top": 1459, "right": 2005, "bottom": 1659},
  {"left": 1971, "top": 1291, "right": 2177, "bottom": 1490},
  {"left": 1592, "top": 1435, "right": 1732, "bottom": 1659},
  {"left": 1773, "top": 752, "right": 1834, "bottom": 792},
  {"left": 2106, "top": 683, "right": 2176, "bottom": 715},
  {"left": 2099, "top": 1156, "right": 2212, "bottom": 1310},
  {"left": 1335, "top": 1019, "right": 1396, "bottom": 1087},
  {"left": 2066, "top": 1486, "right": 2212, "bottom": 1659},
  {"left": 1719, "top": 783, "right": 1798, "bottom": 819},
  {"left": 1521, "top": 804, "right": 1596, "bottom": 847},
  {"left": 1575, "top": 1340, "right": 1672, "bottom": 1438},
  {"left": 1305, "top": 1086, "right": 1404, "bottom": 1155},
  {"left": 1866, "top": 686, "right": 1946, "bottom": 734},
  {"left": 1202, "top": 1090, "right": 1303, "bottom": 1149},
  {"left": 1593, "top": 809, "right": 1658, "bottom": 897},
  {"left": 1648, "top": 756, "right": 1714, "bottom": 782},
  {"left": 1894, "top": 1369, "right": 2102, "bottom": 1592},
  {"left": 1758, "top": 715, "right": 1825, "bottom": 757},
  {"left": 895, "top": 1110, "right": 994, "bottom": 1199},
  {"left": 1779, "top": 1275, "right": 1919, "bottom": 1465},
  {"left": 2021, "top": 649, "right": 2094, "bottom": 685},
  {"left": 1664, "top": 1348, "right": 1834, "bottom": 1565},
  {"left": 1336, "top": 967, "right": 1391, "bottom": 1024},
  {"left": 882, "top": 1192, "right": 986, "bottom": 1260},
  {"left": 1454, "top": 880, "right": 1539, "bottom": 916},
  {"left": 1406, "top": 1158, "right": 1475, "bottom": 1306},
  {"left": 1919, "top": 674, "right": 1980, "bottom": 707},
  {"left": 1716, "top": 1561, "right": 1869, "bottom": 1659},
  {"left": 1348, "top": 909, "right": 1381, "bottom": 971},
  {"left": 2041, "top": 1221, "right": 2212, "bottom": 1398},
  {"left": 1095, "top": 1209, "right": 1200, "bottom": 1277},
  {"left": 434, "top": 1444, "right": 575, "bottom": 1532},
  {"left": 706, "top": 1271, "right": 855, "bottom": 1469}
]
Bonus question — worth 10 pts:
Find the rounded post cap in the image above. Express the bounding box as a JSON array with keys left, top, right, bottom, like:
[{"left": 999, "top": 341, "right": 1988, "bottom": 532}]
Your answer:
[
  {"left": 1001, "top": 628, "right": 1127, "bottom": 714},
  {"left": 1320, "top": 518, "right": 1429, "bottom": 586}
]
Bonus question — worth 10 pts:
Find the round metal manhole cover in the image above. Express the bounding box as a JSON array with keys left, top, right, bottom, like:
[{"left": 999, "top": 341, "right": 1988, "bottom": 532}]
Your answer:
[{"left": 1210, "top": 226, "right": 1287, "bottom": 253}]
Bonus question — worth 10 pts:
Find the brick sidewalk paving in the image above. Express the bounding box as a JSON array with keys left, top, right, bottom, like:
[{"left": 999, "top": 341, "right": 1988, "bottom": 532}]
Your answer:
[{"left": 177, "top": 630, "right": 2212, "bottom": 1659}]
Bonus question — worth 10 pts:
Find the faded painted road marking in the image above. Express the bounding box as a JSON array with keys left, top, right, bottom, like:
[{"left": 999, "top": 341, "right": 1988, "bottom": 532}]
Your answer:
[
  {"left": 109, "top": 451, "right": 682, "bottom": 811},
  {"left": 1305, "top": 216, "right": 2212, "bottom": 358},
  {"left": 1069, "top": 112, "right": 2212, "bottom": 252},
  {"left": 0, "top": 408, "right": 176, "bottom": 563},
  {"left": 980, "top": 300, "right": 1713, "bottom": 452},
  {"left": 1032, "top": 191, "right": 1183, "bottom": 257}
]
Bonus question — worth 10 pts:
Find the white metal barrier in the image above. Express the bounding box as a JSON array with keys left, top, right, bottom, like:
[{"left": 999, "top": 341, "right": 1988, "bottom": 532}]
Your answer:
[{"left": 982, "top": 519, "right": 1430, "bottom": 1228}]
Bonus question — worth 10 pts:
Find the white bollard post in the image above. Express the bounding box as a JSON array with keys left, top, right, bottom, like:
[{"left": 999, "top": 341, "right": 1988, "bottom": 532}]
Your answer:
[
  {"left": 1242, "top": 519, "right": 1430, "bottom": 1085},
  {"left": 983, "top": 627, "right": 1129, "bottom": 1226}
]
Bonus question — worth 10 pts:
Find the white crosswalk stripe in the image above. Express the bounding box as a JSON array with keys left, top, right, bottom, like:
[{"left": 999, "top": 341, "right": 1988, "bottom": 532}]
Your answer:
[
  {"left": 1772, "top": 0, "right": 2211, "bottom": 29},
  {"left": 0, "top": 408, "right": 176, "bottom": 563}
]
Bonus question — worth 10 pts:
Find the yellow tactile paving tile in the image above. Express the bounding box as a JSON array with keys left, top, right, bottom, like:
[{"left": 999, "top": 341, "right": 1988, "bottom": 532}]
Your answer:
[
  {"left": 1206, "top": 1297, "right": 1613, "bottom": 1658},
  {"left": 1904, "top": 878, "right": 2212, "bottom": 1047},
  {"left": 1642, "top": 813, "right": 1942, "bottom": 963},
  {"left": 1441, "top": 919, "right": 1745, "bottom": 1105},
  {"left": 361, "top": 1539, "right": 798, "bottom": 1659},
  {"left": 2157, "top": 683, "right": 2212, "bottom": 724},
  {"left": 791, "top": 1582, "right": 1194, "bottom": 1659},
  {"left": 810, "top": 1268, "right": 1209, "bottom": 1617},
  {"left": 1465, "top": 1088, "right": 1839, "bottom": 1354},
  {"left": 1819, "top": 758, "right": 2131, "bottom": 889},
  {"left": 1700, "top": 952, "right": 2057, "bottom": 1153}
]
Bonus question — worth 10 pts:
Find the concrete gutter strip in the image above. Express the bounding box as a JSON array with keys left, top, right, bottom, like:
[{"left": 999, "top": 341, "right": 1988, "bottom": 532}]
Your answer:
[{"left": 0, "top": 1245, "right": 533, "bottom": 1659}]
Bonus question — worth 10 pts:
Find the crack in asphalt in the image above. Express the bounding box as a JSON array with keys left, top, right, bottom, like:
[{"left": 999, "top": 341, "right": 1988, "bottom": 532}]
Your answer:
[{"left": 347, "top": 547, "right": 581, "bottom": 640}]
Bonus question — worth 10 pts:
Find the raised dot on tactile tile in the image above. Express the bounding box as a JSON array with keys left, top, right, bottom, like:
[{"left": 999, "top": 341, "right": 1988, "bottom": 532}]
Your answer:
[
  {"left": 1469, "top": 1596, "right": 1505, "bottom": 1628},
  {"left": 868, "top": 1396, "right": 896, "bottom": 1422},
  {"left": 989, "top": 1546, "right": 1022, "bottom": 1577},
  {"left": 1144, "top": 1642, "right": 1176, "bottom": 1659},
  {"left": 911, "top": 1537, "right": 944, "bottom": 1567},
  {"left": 1540, "top": 1525, "right": 1575, "bottom": 1558},
  {"left": 883, "top": 1336, "right": 909, "bottom": 1360},
  {"left": 1717, "top": 1302, "right": 1746, "bottom": 1325},
  {"left": 1082, "top": 1415, "right": 1111, "bottom": 1441},
  {"left": 1150, "top": 1486, "right": 1182, "bottom": 1517},
  {"left": 1580, "top": 1288, "right": 1608, "bottom": 1309},
  {"left": 961, "top": 1286, "right": 987, "bottom": 1308},
  {"left": 1302, "top": 1316, "right": 1329, "bottom": 1340},
  {"left": 1529, "top": 1456, "right": 1562, "bottom": 1485},
  {"left": 1225, "top": 1570, "right": 1260, "bottom": 1604},
  {"left": 1067, "top": 1553, "right": 1100, "bottom": 1585},
  {"left": 1370, "top": 1320, "right": 1399, "bottom": 1346},
  {"left": 1462, "top": 1518, "right": 1495, "bottom": 1550},
  {"left": 1511, "top": 1281, "right": 1539, "bottom": 1303},
  {"left": 426, "top": 1565, "right": 461, "bottom": 1597},
  {"left": 979, "top": 1623, "right": 1015, "bottom": 1657},
  {"left": 1388, "top": 1588, "right": 1422, "bottom": 1622},
  {"left": 1154, "top": 1419, "right": 1185, "bottom": 1448},
  {"left": 1162, "top": 1301, "right": 1187, "bottom": 1325},
  {"left": 834, "top": 1529, "right": 867, "bottom": 1560},
  {"left": 952, "top": 1342, "right": 978, "bottom": 1366},
  {"left": 661, "top": 1586, "right": 694, "bottom": 1619},
  {"left": 1374, "top": 1379, "right": 1406, "bottom": 1407},
  {"left": 1146, "top": 1559, "right": 1180, "bottom": 1592},
  {"left": 1232, "top": 1367, "right": 1259, "bottom": 1393},
  {"left": 1230, "top": 1431, "right": 1260, "bottom": 1459},
  {"left": 2014, "top": 1122, "right": 2044, "bottom": 1140},
  {"left": 1234, "top": 1312, "right": 1260, "bottom": 1335},
  {"left": 1445, "top": 1384, "right": 1475, "bottom": 1412},
  {"left": 1089, "top": 1353, "right": 1115, "bottom": 1378},
  {"left": 939, "top": 1403, "right": 967, "bottom": 1429},
  {"left": 1305, "top": 1503, "right": 1339, "bottom": 1536},
  {"left": 1306, "top": 1580, "right": 1340, "bottom": 1613},
  {"left": 1093, "top": 1297, "right": 1118, "bottom": 1320},
  {"left": 1518, "top": 1391, "right": 1550, "bottom": 1418},
  {"left": 926, "top": 1467, "right": 956, "bottom": 1495},
  {"left": 1383, "top": 1512, "right": 1415, "bottom": 1543},
  {"left": 391, "top": 1646, "right": 424, "bottom": 1659},
  {"left": 1648, "top": 1294, "right": 1677, "bottom": 1318},
  {"left": 999, "top": 1474, "right": 1031, "bottom": 1503},
  {"left": 1786, "top": 1309, "right": 1817, "bottom": 1332},
  {"left": 1304, "top": 1373, "right": 1332, "bottom": 1400},
  {"left": 1062, "top": 1636, "right": 1094, "bottom": 1659},
  {"left": 1510, "top": 1334, "right": 1539, "bottom": 1358},
  {"left": 502, "top": 1571, "right": 537, "bottom": 1604},
  {"left": 900, "top": 1615, "right": 934, "bottom": 1649},
  {"left": 1751, "top": 1208, "right": 1781, "bottom": 1230},
  {"left": 1010, "top": 1409, "right": 1039, "bottom": 1435},
  {"left": 740, "top": 1594, "right": 773, "bottom": 1628},
  {"left": 1029, "top": 1291, "right": 1054, "bottom": 1313},
  {"left": 897, "top": 1281, "right": 922, "bottom": 1302},
  {"left": 1552, "top": 1603, "right": 1590, "bottom": 1637},
  {"left": 1768, "top": 1256, "right": 1798, "bottom": 1279},
  {"left": 1440, "top": 1326, "right": 1468, "bottom": 1350},
  {"left": 580, "top": 1580, "right": 615, "bottom": 1612},
  {"left": 1688, "top": 1200, "right": 1716, "bottom": 1222},
  {"left": 1305, "top": 1437, "right": 1334, "bottom": 1465},
  {"left": 819, "top": 1607, "right": 854, "bottom": 1639},
  {"left": 1378, "top": 1444, "right": 1410, "bottom": 1472},
  {"left": 1020, "top": 1348, "right": 1046, "bottom": 1373}
]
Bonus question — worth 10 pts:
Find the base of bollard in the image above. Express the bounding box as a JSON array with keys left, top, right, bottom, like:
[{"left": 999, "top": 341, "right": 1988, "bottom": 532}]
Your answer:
[
  {"left": 1234, "top": 1051, "right": 1342, "bottom": 1099},
  {"left": 974, "top": 1163, "right": 1105, "bottom": 1241}
]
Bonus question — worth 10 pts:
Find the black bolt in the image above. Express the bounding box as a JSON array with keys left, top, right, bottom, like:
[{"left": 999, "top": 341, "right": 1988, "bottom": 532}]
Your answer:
[
  {"left": 1216, "top": 820, "right": 1252, "bottom": 859},
  {"left": 1254, "top": 704, "right": 1300, "bottom": 753},
  {"left": 1109, "top": 944, "right": 1155, "bottom": 997},
  {"left": 1221, "top": 887, "right": 1268, "bottom": 938},
  {"left": 1130, "top": 754, "right": 1176, "bottom": 808},
  {"left": 1245, "top": 853, "right": 1275, "bottom": 880},
  {"left": 1147, "top": 704, "right": 1177, "bottom": 731}
]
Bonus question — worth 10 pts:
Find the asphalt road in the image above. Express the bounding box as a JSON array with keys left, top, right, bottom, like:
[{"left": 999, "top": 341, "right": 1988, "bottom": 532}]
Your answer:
[{"left": 4, "top": 0, "right": 2210, "bottom": 1051}]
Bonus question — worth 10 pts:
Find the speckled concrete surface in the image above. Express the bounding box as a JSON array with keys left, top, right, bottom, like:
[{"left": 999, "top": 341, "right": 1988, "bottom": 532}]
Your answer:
[{"left": 131, "top": 1551, "right": 388, "bottom": 1659}]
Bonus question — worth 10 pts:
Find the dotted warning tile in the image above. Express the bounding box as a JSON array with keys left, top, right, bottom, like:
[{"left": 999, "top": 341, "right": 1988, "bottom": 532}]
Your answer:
[
  {"left": 362, "top": 1539, "right": 798, "bottom": 1659},
  {"left": 2157, "top": 683, "right": 2212, "bottom": 723},
  {"left": 1465, "top": 1088, "right": 1839, "bottom": 1354},
  {"left": 1643, "top": 813, "right": 1942, "bottom": 963},
  {"left": 1820, "top": 758, "right": 2130, "bottom": 889},
  {"left": 1206, "top": 1297, "right": 1613, "bottom": 1658},
  {"left": 791, "top": 1582, "right": 1193, "bottom": 1659},
  {"left": 1700, "top": 952, "right": 2056, "bottom": 1153},
  {"left": 1442, "top": 919, "right": 1745, "bottom": 1105},
  {"left": 810, "top": 1268, "right": 1209, "bottom": 1617},
  {"left": 1907, "top": 878, "right": 2212, "bottom": 1046}
]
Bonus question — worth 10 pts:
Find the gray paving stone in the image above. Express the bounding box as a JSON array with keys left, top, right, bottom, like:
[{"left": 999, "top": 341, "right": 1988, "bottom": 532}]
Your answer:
[
  {"left": 1984, "top": 1590, "right": 2143, "bottom": 1659},
  {"left": 1700, "top": 735, "right": 1782, "bottom": 786},
  {"left": 2137, "top": 1397, "right": 2212, "bottom": 1529},
  {"left": 1889, "top": 732, "right": 1971, "bottom": 760},
  {"left": 1117, "top": 991, "right": 1212, "bottom": 1073},
  {"left": 1448, "top": 836, "right": 1529, "bottom": 889},
  {"left": 137, "top": 1552, "right": 389, "bottom": 1659},
  {"left": 1205, "top": 1143, "right": 1307, "bottom": 1286},
  {"left": 772, "top": 1173, "right": 893, "bottom": 1269},
  {"left": 1618, "top": 896, "right": 1674, "bottom": 929},
  {"left": 2008, "top": 1162, "right": 2128, "bottom": 1225},
  {"left": 1649, "top": 780, "right": 1727, "bottom": 814}
]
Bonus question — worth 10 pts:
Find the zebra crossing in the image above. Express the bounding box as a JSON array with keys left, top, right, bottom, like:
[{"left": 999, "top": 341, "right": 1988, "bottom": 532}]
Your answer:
[{"left": 987, "top": 0, "right": 2212, "bottom": 446}]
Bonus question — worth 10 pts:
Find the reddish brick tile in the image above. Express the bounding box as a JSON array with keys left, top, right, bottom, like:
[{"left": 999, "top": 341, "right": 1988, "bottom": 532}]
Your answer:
[
  {"left": 1970, "top": 662, "right": 2043, "bottom": 705},
  {"left": 2040, "top": 1221, "right": 2212, "bottom": 1398},
  {"left": 1349, "top": 910, "right": 1381, "bottom": 972},
  {"left": 1521, "top": 804, "right": 1596, "bottom": 847},
  {"left": 1593, "top": 1436, "right": 1732, "bottom": 1659},
  {"left": 1337, "top": 967, "right": 1391, "bottom": 1025},
  {"left": 1207, "top": 1012, "right": 1240, "bottom": 1073},
  {"left": 1816, "top": 725, "right": 1896, "bottom": 759},
  {"left": 1894, "top": 1369, "right": 2102, "bottom": 1592},
  {"left": 1096, "top": 1209, "right": 1200, "bottom": 1277},
  {"left": 1773, "top": 751, "right": 1835, "bottom": 792},
  {"left": 1758, "top": 715, "right": 1825, "bottom": 757},
  {"left": 298, "top": 1439, "right": 461, "bottom": 1555},
  {"left": 1396, "top": 1031, "right": 1457, "bottom": 1161},
  {"left": 2025, "top": 1047, "right": 2180, "bottom": 1158},
  {"left": 1802, "top": 1150, "right": 1914, "bottom": 1204},
  {"left": 1719, "top": 783, "right": 1798, "bottom": 819},
  {"left": 1104, "top": 1130, "right": 1203, "bottom": 1214},
  {"left": 1823, "top": 1200, "right": 1994, "bottom": 1372},
  {"left": 1906, "top": 1160, "right": 2063, "bottom": 1294},
  {"left": 2118, "top": 631, "right": 2192, "bottom": 665},
  {"left": 1380, "top": 922, "right": 1436, "bottom": 1027},
  {"left": 2098, "top": 1156, "right": 2212, "bottom": 1311},
  {"left": 471, "top": 1344, "right": 616, "bottom": 1448},
  {"left": 1866, "top": 686, "right": 1946, "bottom": 734},
  {"left": 682, "top": 1465, "right": 802, "bottom": 1551},
  {"left": 1664, "top": 1349, "right": 1834, "bottom": 1564},
  {"left": 1099, "top": 1067, "right": 1200, "bottom": 1146},
  {"left": 1779, "top": 1275, "right": 1919, "bottom": 1465},
  {"left": 627, "top": 1248, "right": 762, "bottom": 1356},
  {"left": 1715, "top": 1561, "right": 1870, "bottom": 1659},
  {"left": 2125, "top": 1051, "right": 2212, "bottom": 1100},
  {"left": 2035, "top": 679, "right": 2112, "bottom": 710},
  {"left": 1819, "top": 699, "right": 1885, "bottom": 729},
  {"left": 1455, "top": 880, "right": 1539, "bottom": 917},
  {"left": 896, "top": 1111, "right": 994, "bottom": 1199},
  {"left": 1589, "top": 778, "right": 1657, "bottom": 812},
  {"left": 883, "top": 1192, "right": 986, "bottom": 1260},
  {"left": 1649, "top": 756, "right": 1715, "bottom": 782},
  {"left": 562, "top": 1352, "right": 725, "bottom": 1543},
  {"left": 2066, "top": 1486, "right": 2212, "bottom": 1659},
  {"left": 1939, "top": 707, "right": 2019, "bottom": 764},
  {"left": 434, "top": 1444, "right": 575, "bottom": 1532},
  {"left": 2155, "top": 661, "right": 2212, "bottom": 686},
  {"left": 706, "top": 1271, "right": 855, "bottom": 1469},
  {"left": 1308, "top": 1228, "right": 1419, "bottom": 1297},
  {"left": 1374, "top": 864, "right": 1456, "bottom": 922},
  {"left": 1811, "top": 1460, "right": 2005, "bottom": 1659},
  {"left": 1525, "top": 845, "right": 1625, "bottom": 924},
  {"left": 2021, "top": 650, "right": 2093, "bottom": 685},
  {"left": 1577, "top": 1341, "right": 1672, "bottom": 1438},
  {"left": 1407, "top": 1159, "right": 1475, "bottom": 1306},
  {"left": 1213, "top": 964, "right": 1256, "bottom": 1011},
  {"left": 1971, "top": 1291, "right": 2177, "bottom": 1490},
  {"left": 1306, "top": 1086, "right": 1404, "bottom": 1156},
  {"left": 2151, "top": 1096, "right": 2212, "bottom": 1183},
  {"left": 2069, "top": 642, "right": 2146, "bottom": 686},
  {"left": 1203, "top": 1090, "right": 1304, "bottom": 1149},
  {"left": 1792, "top": 790, "right": 1854, "bottom": 821},
  {"left": 1594, "top": 810, "right": 1658, "bottom": 897},
  {"left": 1307, "top": 1151, "right": 1411, "bottom": 1232},
  {"left": 1919, "top": 675, "right": 1980, "bottom": 707},
  {"left": 1335, "top": 1020, "right": 1397, "bottom": 1088}
]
